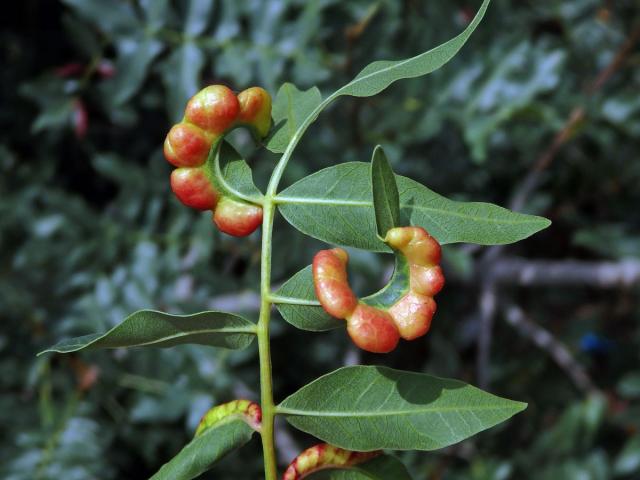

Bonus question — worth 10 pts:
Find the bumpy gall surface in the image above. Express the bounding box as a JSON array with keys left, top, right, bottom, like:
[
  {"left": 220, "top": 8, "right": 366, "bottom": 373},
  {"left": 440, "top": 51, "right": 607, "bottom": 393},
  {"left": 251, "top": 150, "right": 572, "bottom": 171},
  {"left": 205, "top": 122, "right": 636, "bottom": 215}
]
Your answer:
[
  {"left": 348, "top": 304, "right": 400, "bottom": 353},
  {"left": 185, "top": 85, "right": 239, "bottom": 134},
  {"left": 312, "top": 226, "right": 444, "bottom": 352},
  {"left": 164, "top": 123, "right": 211, "bottom": 168},
  {"left": 237, "top": 87, "right": 272, "bottom": 138},
  {"left": 170, "top": 168, "right": 218, "bottom": 211},
  {"left": 389, "top": 292, "right": 436, "bottom": 340},
  {"left": 195, "top": 399, "right": 262, "bottom": 436},
  {"left": 312, "top": 249, "right": 358, "bottom": 319},
  {"left": 163, "top": 84, "right": 272, "bottom": 236},
  {"left": 213, "top": 198, "right": 263, "bottom": 237},
  {"left": 283, "top": 443, "right": 380, "bottom": 480}
]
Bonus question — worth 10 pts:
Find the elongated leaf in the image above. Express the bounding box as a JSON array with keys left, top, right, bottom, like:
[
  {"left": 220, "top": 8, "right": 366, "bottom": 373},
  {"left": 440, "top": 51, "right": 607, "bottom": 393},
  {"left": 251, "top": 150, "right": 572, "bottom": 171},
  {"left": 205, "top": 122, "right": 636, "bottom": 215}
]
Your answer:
[
  {"left": 150, "top": 419, "right": 255, "bottom": 480},
  {"left": 39, "top": 310, "right": 256, "bottom": 355},
  {"left": 277, "top": 162, "right": 550, "bottom": 251},
  {"left": 274, "top": 265, "right": 342, "bottom": 331},
  {"left": 309, "top": 455, "right": 412, "bottom": 480},
  {"left": 370, "top": 146, "right": 400, "bottom": 237},
  {"left": 334, "top": 0, "right": 490, "bottom": 98},
  {"left": 270, "top": 0, "right": 491, "bottom": 160},
  {"left": 267, "top": 83, "right": 322, "bottom": 153},
  {"left": 279, "top": 365, "right": 526, "bottom": 451}
]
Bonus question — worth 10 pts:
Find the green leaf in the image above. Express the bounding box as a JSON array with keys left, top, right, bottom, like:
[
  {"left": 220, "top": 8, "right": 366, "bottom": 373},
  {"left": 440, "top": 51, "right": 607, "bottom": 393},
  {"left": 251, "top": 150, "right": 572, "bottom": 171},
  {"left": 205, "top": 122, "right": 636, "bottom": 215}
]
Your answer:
[
  {"left": 182, "top": 0, "right": 213, "bottom": 36},
  {"left": 370, "top": 146, "right": 400, "bottom": 238},
  {"left": 271, "top": 0, "right": 491, "bottom": 160},
  {"left": 149, "top": 419, "right": 255, "bottom": 480},
  {"left": 39, "top": 310, "right": 256, "bottom": 355},
  {"left": 334, "top": 0, "right": 490, "bottom": 98},
  {"left": 61, "top": 0, "right": 139, "bottom": 35},
  {"left": 308, "top": 455, "right": 412, "bottom": 480},
  {"left": 161, "top": 42, "right": 206, "bottom": 122},
  {"left": 160, "top": 0, "right": 213, "bottom": 121},
  {"left": 279, "top": 365, "right": 526, "bottom": 451},
  {"left": 108, "top": 36, "right": 164, "bottom": 105},
  {"left": 618, "top": 371, "right": 640, "bottom": 399},
  {"left": 277, "top": 162, "right": 550, "bottom": 251},
  {"left": 614, "top": 434, "right": 640, "bottom": 476},
  {"left": 274, "top": 265, "right": 342, "bottom": 331},
  {"left": 211, "top": 141, "right": 264, "bottom": 202},
  {"left": 266, "top": 83, "right": 322, "bottom": 153}
]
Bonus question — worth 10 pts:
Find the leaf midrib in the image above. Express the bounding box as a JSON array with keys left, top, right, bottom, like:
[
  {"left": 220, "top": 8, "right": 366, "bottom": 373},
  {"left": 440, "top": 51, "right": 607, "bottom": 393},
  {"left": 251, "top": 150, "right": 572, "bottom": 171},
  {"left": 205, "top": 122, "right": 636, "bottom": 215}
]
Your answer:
[
  {"left": 47, "top": 325, "right": 256, "bottom": 352},
  {"left": 275, "top": 196, "right": 545, "bottom": 225},
  {"left": 278, "top": 403, "right": 524, "bottom": 418}
]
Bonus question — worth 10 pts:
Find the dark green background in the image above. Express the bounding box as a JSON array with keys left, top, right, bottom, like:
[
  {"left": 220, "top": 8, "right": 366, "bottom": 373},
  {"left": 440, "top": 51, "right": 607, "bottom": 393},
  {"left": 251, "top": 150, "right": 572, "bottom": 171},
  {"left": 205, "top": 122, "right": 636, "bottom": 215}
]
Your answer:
[{"left": 1, "top": 1, "right": 639, "bottom": 479}]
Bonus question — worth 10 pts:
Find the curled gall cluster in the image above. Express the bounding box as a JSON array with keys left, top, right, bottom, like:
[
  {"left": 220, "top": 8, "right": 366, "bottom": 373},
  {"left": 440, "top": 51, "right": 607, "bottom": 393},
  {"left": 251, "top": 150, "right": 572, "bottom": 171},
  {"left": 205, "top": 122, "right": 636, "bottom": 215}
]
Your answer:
[
  {"left": 313, "top": 226, "right": 444, "bottom": 353},
  {"left": 283, "top": 443, "right": 380, "bottom": 480},
  {"left": 163, "top": 85, "right": 271, "bottom": 236},
  {"left": 195, "top": 399, "right": 262, "bottom": 435}
]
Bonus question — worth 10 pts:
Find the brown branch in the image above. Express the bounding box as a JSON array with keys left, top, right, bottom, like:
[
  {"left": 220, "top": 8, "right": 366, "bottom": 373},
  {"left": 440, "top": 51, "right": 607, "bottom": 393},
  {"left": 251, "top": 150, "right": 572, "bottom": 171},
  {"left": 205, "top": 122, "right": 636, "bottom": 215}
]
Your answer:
[
  {"left": 487, "top": 257, "right": 640, "bottom": 288},
  {"left": 503, "top": 304, "right": 598, "bottom": 394},
  {"left": 510, "top": 22, "right": 640, "bottom": 212},
  {"left": 475, "top": 22, "right": 640, "bottom": 387}
]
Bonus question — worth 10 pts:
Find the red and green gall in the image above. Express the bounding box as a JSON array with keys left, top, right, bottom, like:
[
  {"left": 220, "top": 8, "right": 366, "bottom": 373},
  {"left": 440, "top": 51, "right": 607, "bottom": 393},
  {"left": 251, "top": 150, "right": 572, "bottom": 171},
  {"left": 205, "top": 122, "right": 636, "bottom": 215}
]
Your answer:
[
  {"left": 163, "top": 85, "right": 272, "bottom": 237},
  {"left": 312, "top": 226, "right": 445, "bottom": 353}
]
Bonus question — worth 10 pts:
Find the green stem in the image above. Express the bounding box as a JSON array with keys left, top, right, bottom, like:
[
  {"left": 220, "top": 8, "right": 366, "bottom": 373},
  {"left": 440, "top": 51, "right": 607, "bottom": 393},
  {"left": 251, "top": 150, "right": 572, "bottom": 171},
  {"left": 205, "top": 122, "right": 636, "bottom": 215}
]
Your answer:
[
  {"left": 257, "top": 90, "right": 337, "bottom": 479},
  {"left": 258, "top": 197, "right": 277, "bottom": 480}
]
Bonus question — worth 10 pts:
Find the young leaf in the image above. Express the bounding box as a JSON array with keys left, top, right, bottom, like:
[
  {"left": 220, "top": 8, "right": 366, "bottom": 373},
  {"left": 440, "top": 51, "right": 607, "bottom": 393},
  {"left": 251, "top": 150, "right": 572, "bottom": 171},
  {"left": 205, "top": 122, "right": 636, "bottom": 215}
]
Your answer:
[
  {"left": 334, "top": 0, "right": 490, "bottom": 98},
  {"left": 274, "top": 265, "right": 343, "bottom": 331},
  {"left": 213, "top": 141, "right": 263, "bottom": 202},
  {"left": 308, "top": 455, "right": 412, "bottom": 480},
  {"left": 149, "top": 419, "right": 256, "bottom": 480},
  {"left": 278, "top": 365, "right": 526, "bottom": 451},
  {"left": 370, "top": 146, "right": 400, "bottom": 238},
  {"left": 266, "top": 83, "right": 322, "bottom": 153},
  {"left": 271, "top": 0, "right": 491, "bottom": 160},
  {"left": 276, "top": 162, "right": 550, "bottom": 251},
  {"left": 39, "top": 310, "right": 256, "bottom": 355}
]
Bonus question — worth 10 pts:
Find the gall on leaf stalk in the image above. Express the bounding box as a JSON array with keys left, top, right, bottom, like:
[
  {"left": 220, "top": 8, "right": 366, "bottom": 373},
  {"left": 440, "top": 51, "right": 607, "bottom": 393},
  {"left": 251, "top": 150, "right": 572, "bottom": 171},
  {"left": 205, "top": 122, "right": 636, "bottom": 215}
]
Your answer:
[
  {"left": 283, "top": 443, "right": 380, "bottom": 480},
  {"left": 163, "top": 85, "right": 271, "bottom": 236},
  {"left": 195, "top": 399, "right": 262, "bottom": 435},
  {"left": 313, "top": 226, "right": 444, "bottom": 353}
]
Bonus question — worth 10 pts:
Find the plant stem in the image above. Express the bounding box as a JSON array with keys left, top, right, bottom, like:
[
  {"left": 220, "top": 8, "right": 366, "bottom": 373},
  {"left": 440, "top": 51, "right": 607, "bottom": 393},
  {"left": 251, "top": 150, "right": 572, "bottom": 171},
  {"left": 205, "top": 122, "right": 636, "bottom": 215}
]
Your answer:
[
  {"left": 258, "top": 196, "right": 278, "bottom": 480},
  {"left": 258, "top": 90, "right": 334, "bottom": 479}
]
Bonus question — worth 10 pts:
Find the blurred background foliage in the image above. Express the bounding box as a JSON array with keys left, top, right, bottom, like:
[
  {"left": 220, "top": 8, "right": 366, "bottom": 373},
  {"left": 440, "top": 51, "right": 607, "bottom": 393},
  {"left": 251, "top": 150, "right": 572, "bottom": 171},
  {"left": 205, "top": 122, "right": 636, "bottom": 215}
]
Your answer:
[{"left": 1, "top": 0, "right": 639, "bottom": 478}]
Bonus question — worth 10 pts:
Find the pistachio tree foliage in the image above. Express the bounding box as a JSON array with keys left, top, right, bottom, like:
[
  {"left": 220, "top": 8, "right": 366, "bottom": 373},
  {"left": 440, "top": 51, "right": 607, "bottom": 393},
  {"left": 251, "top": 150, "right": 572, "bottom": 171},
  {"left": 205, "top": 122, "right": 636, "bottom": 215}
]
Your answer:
[{"left": 3, "top": 0, "right": 640, "bottom": 479}]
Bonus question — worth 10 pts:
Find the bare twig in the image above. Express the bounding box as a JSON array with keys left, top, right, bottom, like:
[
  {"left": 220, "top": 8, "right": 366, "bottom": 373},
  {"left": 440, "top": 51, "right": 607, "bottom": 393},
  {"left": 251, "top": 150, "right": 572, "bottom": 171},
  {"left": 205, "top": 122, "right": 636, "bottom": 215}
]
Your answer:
[
  {"left": 488, "top": 257, "right": 640, "bottom": 288},
  {"left": 510, "top": 22, "right": 640, "bottom": 212},
  {"left": 474, "top": 23, "right": 640, "bottom": 387},
  {"left": 503, "top": 304, "right": 598, "bottom": 394},
  {"left": 477, "top": 280, "right": 497, "bottom": 389}
]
